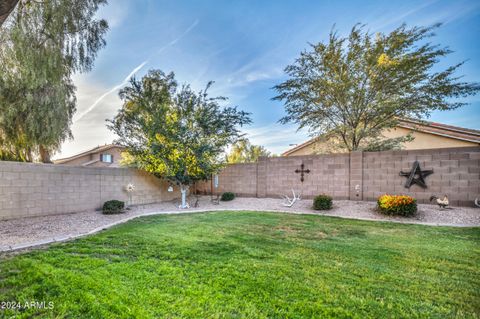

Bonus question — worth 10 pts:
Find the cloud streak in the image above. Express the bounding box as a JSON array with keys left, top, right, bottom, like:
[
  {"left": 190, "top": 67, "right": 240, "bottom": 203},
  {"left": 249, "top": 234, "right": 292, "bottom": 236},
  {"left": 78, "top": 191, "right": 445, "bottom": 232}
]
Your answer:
[
  {"left": 241, "top": 123, "right": 309, "bottom": 154},
  {"left": 73, "top": 19, "right": 200, "bottom": 123},
  {"left": 153, "top": 19, "right": 199, "bottom": 56},
  {"left": 73, "top": 60, "right": 148, "bottom": 123}
]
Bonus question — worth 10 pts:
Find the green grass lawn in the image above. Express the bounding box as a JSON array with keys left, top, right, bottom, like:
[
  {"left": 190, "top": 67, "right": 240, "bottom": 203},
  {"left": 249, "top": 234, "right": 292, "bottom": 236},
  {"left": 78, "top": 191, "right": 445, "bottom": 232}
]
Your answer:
[{"left": 1, "top": 211, "right": 479, "bottom": 318}]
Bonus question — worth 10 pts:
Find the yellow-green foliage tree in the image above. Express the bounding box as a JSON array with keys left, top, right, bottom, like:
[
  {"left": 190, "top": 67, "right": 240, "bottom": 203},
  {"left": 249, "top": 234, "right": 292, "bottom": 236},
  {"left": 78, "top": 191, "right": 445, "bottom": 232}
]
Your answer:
[
  {"left": 274, "top": 24, "right": 479, "bottom": 152},
  {"left": 108, "top": 70, "right": 251, "bottom": 208},
  {"left": 226, "top": 139, "right": 270, "bottom": 163}
]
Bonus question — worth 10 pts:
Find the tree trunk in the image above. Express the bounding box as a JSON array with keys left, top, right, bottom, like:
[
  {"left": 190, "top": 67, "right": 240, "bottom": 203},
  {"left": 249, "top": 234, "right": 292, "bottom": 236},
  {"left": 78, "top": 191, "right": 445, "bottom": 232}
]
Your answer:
[
  {"left": 0, "top": 0, "right": 19, "bottom": 27},
  {"left": 25, "top": 147, "right": 33, "bottom": 162},
  {"left": 39, "top": 145, "right": 52, "bottom": 163},
  {"left": 179, "top": 184, "right": 189, "bottom": 209}
]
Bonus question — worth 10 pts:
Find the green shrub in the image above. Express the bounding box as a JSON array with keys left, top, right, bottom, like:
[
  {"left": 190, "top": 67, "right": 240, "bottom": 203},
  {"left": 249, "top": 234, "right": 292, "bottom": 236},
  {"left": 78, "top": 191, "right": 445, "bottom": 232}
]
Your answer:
[
  {"left": 313, "top": 194, "right": 332, "bottom": 210},
  {"left": 103, "top": 200, "right": 125, "bottom": 214},
  {"left": 377, "top": 194, "right": 417, "bottom": 217},
  {"left": 221, "top": 192, "right": 235, "bottom": 201}
]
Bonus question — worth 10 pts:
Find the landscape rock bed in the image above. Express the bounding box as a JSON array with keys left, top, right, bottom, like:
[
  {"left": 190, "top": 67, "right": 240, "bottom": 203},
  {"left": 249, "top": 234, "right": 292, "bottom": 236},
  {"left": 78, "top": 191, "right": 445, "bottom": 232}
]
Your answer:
[{"left": 1, "top": 196, "right": 479, "bottom": 252}]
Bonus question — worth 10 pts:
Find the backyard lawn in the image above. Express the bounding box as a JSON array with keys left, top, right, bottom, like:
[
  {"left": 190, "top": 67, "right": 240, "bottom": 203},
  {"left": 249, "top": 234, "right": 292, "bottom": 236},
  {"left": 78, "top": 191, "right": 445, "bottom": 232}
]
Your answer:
[{"left": 0, "top": 211, "right": 479, "bottom": 318}]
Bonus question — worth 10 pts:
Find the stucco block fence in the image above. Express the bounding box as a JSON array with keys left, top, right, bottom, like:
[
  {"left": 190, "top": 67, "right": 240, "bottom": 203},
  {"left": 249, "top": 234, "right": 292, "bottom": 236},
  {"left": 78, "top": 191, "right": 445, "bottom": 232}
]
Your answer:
[
  {"left": 196, "top": 146, "right": 480, "bottom": 207},
  {"left": 0, "top": 162, "right": 177, "bottom": 220},
  {"left": 0, "top": 146, "right": 479, "bottom": 220}
]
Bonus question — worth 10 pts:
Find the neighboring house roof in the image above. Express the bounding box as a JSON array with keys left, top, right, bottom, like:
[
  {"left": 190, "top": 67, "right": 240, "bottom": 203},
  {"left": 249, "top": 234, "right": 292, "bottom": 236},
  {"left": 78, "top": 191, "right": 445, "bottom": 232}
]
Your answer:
[
  {"left": 397, "top": 118, "right": 480, "bottom": 144},
  {"left": 282, "top": 119, "right": 480, "bottom": 156},
  {"left": 54, "top": 144, "right": 125, "bottom": 164},
  {"left": 282, "top": 136, "right": 322, "bottom": 156}
]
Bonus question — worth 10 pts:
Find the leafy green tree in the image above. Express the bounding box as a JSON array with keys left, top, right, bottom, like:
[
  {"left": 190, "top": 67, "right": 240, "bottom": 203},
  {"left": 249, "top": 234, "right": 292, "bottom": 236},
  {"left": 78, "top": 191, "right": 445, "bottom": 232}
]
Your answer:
[
  {"left": 226, "top": 139, "right": 271, "bottom": 163},
  {"left": 274, "top": 24, "right": 479, "bottom": 152},
  {"left": 108, "top": 70, "right": 251, "bottom": 208},
  {"left": 0, "top": 0, "right": 108, "bottom": 162}
]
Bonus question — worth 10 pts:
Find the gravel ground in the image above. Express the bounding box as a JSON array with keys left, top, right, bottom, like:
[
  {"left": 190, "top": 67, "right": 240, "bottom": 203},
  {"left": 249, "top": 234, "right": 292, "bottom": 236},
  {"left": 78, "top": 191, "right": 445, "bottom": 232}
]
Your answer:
[{"left": 1, "top": 196, "right": 479, "bottom": 252}]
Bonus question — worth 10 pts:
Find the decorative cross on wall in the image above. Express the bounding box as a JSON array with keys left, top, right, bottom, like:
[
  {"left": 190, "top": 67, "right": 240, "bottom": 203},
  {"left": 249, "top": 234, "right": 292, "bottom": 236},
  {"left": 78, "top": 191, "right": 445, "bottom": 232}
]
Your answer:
[
  {"left": 295, "top": 162, "right": 311, "bottom": 183},
  {"left": 399, "top": 161, "right": 433, "bottom": 189}
]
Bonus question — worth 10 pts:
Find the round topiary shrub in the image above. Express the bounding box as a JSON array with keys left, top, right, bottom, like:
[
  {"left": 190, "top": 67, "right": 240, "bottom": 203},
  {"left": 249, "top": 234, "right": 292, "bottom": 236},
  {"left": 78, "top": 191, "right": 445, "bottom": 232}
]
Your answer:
[
  {"left": 377, "top": 194, "right": 417, "bottom": 217},
  {"left": 313, "top": 194, "right": 332, "bottom": 210},
  {"left": 102, "top": 200, "right": 125, "bottom": 214},
  {"left": 221, "top": 192, "right": 235, "bottom": 201}
]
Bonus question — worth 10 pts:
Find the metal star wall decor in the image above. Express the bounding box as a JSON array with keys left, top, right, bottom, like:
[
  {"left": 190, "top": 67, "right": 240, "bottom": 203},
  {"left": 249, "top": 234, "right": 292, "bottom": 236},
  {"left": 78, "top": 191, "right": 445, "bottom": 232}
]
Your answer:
[
  {"left": 399, "top": 161, "right": 433, "bottom": 189},
  {"left": 295, "top": 162, "right": 311, "bottom": 183}
]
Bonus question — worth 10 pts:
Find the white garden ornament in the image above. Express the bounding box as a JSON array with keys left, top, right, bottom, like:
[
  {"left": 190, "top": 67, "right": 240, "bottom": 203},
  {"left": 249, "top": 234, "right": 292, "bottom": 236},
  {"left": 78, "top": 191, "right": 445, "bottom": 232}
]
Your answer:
[
  {"left": 125, "top": 183, "right": 135, "bottom": 193},
  {"left": 125, "top": 183, "right": 135, "bottom": 206},
  {"left": 282, "top": 189, "right": 301, "bottom": 207}
]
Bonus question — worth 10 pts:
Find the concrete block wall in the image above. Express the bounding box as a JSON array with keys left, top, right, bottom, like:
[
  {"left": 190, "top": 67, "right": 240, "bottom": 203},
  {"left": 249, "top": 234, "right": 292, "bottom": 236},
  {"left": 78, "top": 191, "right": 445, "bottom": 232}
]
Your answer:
[
  {"left": 362, "top": 147, "right": 480, "bottom": 206},
  {"left": 196, "top": 163, "right": 258, "bottom": 197},
  {"left": 0, "top": 162, "right": 178, "bottom": 220},
  {"left": 263, "top": 155, "right": 350, "bottom": 199},
  {"left": 1, "top": 146, "right": 478, "bottom": 220},
  {"left": 197, "top": 146, "right": 479, "bottom": 207},
  {"left": 196, "top": 153, "right": 351, "bottom": 200},
  {"left": 349, "top": 151, "right": 363, "bottom": 200}
]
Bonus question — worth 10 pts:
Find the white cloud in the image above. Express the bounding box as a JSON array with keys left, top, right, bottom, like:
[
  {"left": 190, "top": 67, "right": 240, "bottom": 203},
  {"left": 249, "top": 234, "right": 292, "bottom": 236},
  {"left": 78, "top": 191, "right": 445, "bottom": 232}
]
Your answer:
[
  {"left": 73, "top": 60, "right": 148, "bottom": 123},
  {"left": 211, "top": 66, "right": 283, "bottom": 98},
  {"left": 369, "top": 0, "right": 480, "bottom": 33},
  {"left": 229, "top": 64, "right": 283, "bottom": 87},
  {"left": 369, "top": 1, "right": 437, "bottom": 32},
  {"left": 55, "top": 78, "right": 122, "bottom": 159},
  {"left": 58, "top": 19, "right": 202, "bottom": 158},
  {"left": 241, "top": 123, "right": 309, "bottom": 155},
  {"left": 72, "top": 18, "right": 200, "bottom": 123},
  {"left": 97, "top": 0, "right": 129, "bottom": 28},
  {"left": 420, "top": 1, "right": 480, "bottom": 26},
  {"left": 152, "top": 19, "right": 200, "bottom": 56}
]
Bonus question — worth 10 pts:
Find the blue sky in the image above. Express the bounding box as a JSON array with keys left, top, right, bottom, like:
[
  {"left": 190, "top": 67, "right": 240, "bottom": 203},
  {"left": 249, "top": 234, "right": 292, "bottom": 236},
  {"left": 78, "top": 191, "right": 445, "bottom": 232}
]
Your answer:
[{"left": 59, "top": 0, "right": 480, "bottom": 158}]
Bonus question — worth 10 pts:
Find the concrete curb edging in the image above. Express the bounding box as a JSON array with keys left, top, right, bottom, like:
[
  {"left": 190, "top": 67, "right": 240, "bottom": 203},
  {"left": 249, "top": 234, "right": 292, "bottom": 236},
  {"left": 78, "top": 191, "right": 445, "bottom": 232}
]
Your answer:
[{"left": 1, "top": 208, "right": 478, "bottom": 254}]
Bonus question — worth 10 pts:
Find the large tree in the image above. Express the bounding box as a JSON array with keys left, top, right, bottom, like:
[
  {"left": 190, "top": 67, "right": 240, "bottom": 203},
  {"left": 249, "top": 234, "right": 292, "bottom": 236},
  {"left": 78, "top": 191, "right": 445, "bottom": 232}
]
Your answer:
[
  {"left": 0, "top": 0, "right": 108, "bottom": 162},
  {"left": 108, "top": 70, "right": 251, "bottom": 208},
  {"left": 274, "top": 24, "right": 479, "bottom": 152},
  {"left": 226, "top": 139, "right": 271, "bottom": 163}
]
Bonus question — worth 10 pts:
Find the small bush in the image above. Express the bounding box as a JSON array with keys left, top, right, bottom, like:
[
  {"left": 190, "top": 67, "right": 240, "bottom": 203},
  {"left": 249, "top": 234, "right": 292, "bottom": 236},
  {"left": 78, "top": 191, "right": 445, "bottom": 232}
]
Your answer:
[
  {"left": 103, "top": 200, "right": 125, "bottom": 214},
  {"left": 313, "top": 194, "right": 333, "bottom": 210},
  {"left": 377, "top": 194, "right": 417, "bottom": 217},
  {"left": 221, "top": 192, "right": 235, "bottom": 201}
]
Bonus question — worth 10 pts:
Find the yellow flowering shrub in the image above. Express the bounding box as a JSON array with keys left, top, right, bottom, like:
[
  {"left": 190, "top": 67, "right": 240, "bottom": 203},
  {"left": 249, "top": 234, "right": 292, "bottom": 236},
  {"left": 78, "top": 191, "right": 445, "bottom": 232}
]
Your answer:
[
  {"left": 377, "top": 53, "right": 399, "bottom": 67},
  {"left": 377, "top": 194, "right": 417, "bottom": 216}
]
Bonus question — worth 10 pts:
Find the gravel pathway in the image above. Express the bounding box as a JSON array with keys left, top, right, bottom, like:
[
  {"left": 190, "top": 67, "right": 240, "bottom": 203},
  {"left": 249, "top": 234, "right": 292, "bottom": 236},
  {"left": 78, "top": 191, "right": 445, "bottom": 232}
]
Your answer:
[{"left": 1, "top": 196, "right": 479, "bottom": 252}]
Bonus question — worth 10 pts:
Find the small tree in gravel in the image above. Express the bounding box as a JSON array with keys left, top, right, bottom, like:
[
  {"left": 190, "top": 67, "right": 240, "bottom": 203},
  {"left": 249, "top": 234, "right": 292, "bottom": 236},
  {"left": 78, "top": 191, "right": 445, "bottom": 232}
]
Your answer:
[{"left": 108, "top": 70, "right": 251, "bottom": 208}]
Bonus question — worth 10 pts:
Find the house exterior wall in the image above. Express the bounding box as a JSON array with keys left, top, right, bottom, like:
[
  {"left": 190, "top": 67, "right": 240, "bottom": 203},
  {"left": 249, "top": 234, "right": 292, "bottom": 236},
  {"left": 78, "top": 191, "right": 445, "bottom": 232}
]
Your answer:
[
  {"left": 57, "top": 147, "right": 125, "bottom": 167},
  {"left": 383, "top": 127, "right": 477, "bottom": 150},
  {"left": 285, "top": 128, "right": 478, "bottom": 156},
  {"left": 0, "top": 162, "right": 178, "bottom": 220},
  {"left": 285, "top": 143, "right": 319, "bottom": 156},
  {"left": 196, "top": 146, "right": 480, "bottom": 207}
]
